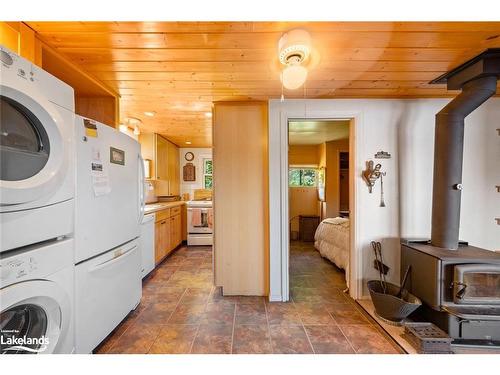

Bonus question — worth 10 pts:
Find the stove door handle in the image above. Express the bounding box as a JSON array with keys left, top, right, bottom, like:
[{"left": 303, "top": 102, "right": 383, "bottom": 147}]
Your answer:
[{"left": 451, "top": 281, "right": 467, "bottom": 300}]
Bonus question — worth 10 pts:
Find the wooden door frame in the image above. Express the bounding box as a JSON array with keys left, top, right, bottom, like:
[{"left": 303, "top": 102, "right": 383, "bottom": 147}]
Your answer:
[{"left": 268, "top": 100, "right": 361, "bottom": 302}]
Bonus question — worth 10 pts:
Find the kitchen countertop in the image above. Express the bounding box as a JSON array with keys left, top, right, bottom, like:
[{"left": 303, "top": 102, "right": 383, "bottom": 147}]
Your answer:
[{"left": 144, "top": 201, "right": 185, "bottom": 214}]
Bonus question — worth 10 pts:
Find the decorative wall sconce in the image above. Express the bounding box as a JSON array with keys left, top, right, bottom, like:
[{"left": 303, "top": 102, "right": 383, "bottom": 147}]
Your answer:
[{"left": 362, "top": 160, "right": 385, "bottom": 193}]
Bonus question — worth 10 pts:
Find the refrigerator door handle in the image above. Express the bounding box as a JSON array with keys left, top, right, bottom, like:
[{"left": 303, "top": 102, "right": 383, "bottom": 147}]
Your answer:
[{"left": 138, "top": 154, "right": 146, "bottom": 224}]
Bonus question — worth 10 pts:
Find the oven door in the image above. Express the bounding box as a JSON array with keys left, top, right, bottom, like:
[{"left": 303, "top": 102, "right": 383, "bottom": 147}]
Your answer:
[
  {"left": 453, "top": 264, "right": 500, "bottom": 305},
  {"left": 187, "top": 207, "right": 213, "bottom": 234},
  {"left": 0, "top": 87, "right": 67, "bottom": 207}
]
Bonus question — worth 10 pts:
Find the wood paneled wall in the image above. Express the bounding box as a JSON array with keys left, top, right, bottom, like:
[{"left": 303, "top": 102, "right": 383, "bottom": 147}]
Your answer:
[
  {"left": 213, "top": 102, "right": 269, "bottom": 296},
  {"left": 1, "top": 22, "right": 119, "bottom": 127}
]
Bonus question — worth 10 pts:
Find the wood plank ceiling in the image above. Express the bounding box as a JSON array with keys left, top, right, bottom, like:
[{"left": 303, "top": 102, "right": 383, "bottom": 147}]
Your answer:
[{"left": 27, "top": 22, "right": 500, "bottom": 147}]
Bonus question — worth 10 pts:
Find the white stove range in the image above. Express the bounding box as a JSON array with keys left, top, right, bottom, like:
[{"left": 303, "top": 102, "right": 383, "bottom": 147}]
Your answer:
[{"left": 186, "top": 200, "right": 213, "bottom": 246}]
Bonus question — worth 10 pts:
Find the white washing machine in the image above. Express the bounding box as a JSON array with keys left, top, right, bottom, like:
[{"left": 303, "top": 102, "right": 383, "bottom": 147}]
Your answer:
[
  {"left": 0, "top": 238, "right": 74, "bottom": 354},
  {"left": 0, "top": 46, "right": 75, "bottom": 252}
]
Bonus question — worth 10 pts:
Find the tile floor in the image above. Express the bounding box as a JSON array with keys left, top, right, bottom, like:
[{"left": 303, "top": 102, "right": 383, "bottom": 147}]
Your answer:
[{"left": 95, "top": 242, "right": 402, "bottom": 354}]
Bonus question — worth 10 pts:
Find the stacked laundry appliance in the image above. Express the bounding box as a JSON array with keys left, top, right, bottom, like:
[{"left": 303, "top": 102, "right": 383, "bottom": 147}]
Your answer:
[{"left": 0, "top": 46, "right": 75, "bottom": 354}]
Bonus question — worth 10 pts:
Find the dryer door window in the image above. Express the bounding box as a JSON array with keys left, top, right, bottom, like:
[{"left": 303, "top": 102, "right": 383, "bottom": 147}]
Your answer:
[
  {"left": 0, "top": 95, "right": 50, "bottom": 181},
  {"left": 0, "top": 303, "right": 48, "bottom": 354}
]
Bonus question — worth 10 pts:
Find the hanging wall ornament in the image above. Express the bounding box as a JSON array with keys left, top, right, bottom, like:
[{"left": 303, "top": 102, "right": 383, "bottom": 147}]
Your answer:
[{"left": 183, "top": 163, "right": 196, "bottom": 182}]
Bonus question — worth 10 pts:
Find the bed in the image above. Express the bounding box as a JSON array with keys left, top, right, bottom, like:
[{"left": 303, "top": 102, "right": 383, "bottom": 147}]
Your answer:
[{"left": 314, "top": 217, "right": 350, "bottom": 282}]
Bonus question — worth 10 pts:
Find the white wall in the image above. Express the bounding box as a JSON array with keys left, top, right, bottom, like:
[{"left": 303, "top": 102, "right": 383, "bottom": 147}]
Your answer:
[
  {"left": 178, "top": 147, "right": 212, "bottom": 199},
  {"left": 269, "top": 98, "right": 500, "bottom": 299},
  {"left": 399, "top": 99, "right": 500, "bottom": 249}
]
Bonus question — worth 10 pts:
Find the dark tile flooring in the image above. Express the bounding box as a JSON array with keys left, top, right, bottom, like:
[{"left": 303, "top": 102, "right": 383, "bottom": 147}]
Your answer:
[{"left": 95, "top": 242, "right": 402, "bottom": 354}]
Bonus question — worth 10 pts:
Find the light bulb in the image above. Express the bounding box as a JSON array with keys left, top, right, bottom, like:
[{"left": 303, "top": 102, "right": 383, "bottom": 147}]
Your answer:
[{"left": 281, "top": 64, "right": 308, "bottom": 90}]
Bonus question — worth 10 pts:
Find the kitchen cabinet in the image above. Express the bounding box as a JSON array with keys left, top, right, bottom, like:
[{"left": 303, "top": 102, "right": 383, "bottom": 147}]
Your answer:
[
  {"left": 169, "top": 214, "right": 182, "bottom": 250},
  {"left": 154, "top": 213, "right": 170, "bottom": 265},
  {"left": 167, "top": 142, "right": 180, "bottom": 196},
  {"left": 139, "top": 133, "right": 180, "bottom": 196},
  {"left": 181, "top": 204, "right": 187, "bottom": 241},
  {"left": 155, "top": 135, "right": 169, "bottom": 181},
  {"left": 153, "top": 205, "right": 183, "bottom": 265}
]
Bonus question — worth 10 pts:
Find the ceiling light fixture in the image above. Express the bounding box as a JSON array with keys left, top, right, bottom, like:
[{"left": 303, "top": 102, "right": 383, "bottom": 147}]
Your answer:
[
  {"left": 144, "top": 111, "right": 156, "bottom": 117},
  {"left": 281, "top": 59, "right": 309, "bottom": 90},
  {"left": 185, "top": 141, "right": 192, "bottom": 145},
  {"left": 278, "top": 29, "right": 311, "bottom": 90},
  {"left": 126, "top": 117, "right": 142, "bottom": 126},
  {"left": 205, "top": 112, "right": 213, "bottom": 118},
  {"left": 118, "top": 124, "right": 129, "bottom": 133}
]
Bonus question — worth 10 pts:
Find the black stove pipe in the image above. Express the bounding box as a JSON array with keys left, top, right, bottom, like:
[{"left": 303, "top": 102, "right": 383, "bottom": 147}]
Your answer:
[{"left": 431, "top": 75, "right": 497, "bottom": 249}]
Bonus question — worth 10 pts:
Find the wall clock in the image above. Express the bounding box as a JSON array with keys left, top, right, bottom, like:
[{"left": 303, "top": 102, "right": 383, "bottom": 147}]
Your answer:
[{"left": 184, "top": 152, "right": 194, "bottom": 161}]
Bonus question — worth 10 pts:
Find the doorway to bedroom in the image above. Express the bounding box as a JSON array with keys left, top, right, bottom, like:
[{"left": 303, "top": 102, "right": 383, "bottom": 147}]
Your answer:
[{"left": 288, "top": 119, "right": 352, "bottom": 305}]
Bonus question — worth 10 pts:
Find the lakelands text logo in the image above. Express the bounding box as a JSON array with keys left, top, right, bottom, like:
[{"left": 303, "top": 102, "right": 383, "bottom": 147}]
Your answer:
[{"left": 1, "top": 330, "right": 49, "bottom": 353}]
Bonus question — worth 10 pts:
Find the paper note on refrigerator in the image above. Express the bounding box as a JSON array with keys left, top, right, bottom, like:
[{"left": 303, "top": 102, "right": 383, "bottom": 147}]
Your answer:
[
  {"left": 92, "top": 173, "right": 111, "bottom": 196},
  {"left": 91, "top": 162, "right": 111, "bottom": 196}
]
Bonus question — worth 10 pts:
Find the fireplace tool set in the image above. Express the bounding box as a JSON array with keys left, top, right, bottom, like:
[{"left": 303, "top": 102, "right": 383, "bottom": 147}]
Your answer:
[{"left": 368, "top": 241, "right": 422, "bottom": 326}]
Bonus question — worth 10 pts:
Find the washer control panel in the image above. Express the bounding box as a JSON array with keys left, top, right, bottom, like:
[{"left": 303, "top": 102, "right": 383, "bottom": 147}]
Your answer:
[
  {"left": 0, "top": 237, "right": 73, "bottom": 288},
  {"left": 0, "top": 46, "right": 36, "bottom": 82},
  {"left": 0, "top": 256, "right": 38, "bottom": 283}
]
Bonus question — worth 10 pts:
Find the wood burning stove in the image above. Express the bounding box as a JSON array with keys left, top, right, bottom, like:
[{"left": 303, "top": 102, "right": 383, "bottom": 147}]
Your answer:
[
  {"left": 399, "top": 49, "right": 500, "bottom": 346},
  {"left": 401, "top": 240, "right": 500, "bottom": 344}
]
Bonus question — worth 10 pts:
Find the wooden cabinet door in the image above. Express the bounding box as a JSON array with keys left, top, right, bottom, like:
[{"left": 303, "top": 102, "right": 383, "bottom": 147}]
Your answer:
[
  {"left": 181, "top": 205, "right": 187, "bottom": 241},
  {"left": 168, "top": 216, "right": 175, "bottom": 254},
  {"left": 162, "top": 217, "right": 171, "bottom": 256},
  {"left": 154, "top": 220, "right": 165, "bottom": 265},
  {"left": 174, "top": 214, "right": 182, "bottom": 248},
  {"left": 167, "top": 142, "right": 179, "bottom": 195},
  {"left": 156, "top": 135, "right": 169, "bottom": 181},
  {"left": 168, "top": 214, "right": 181, "bottom": 251}
]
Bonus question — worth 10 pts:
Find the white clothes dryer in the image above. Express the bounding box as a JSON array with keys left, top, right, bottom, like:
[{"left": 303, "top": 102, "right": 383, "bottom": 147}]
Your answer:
[{"left": 0, "top": 46, "right": 75, "bottom": 252}]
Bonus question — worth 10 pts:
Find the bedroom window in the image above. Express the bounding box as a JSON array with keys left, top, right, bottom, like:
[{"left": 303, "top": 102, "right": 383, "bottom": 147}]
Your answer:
[{"left": 289, "top": 168, "right": 317, "bottom": 187}]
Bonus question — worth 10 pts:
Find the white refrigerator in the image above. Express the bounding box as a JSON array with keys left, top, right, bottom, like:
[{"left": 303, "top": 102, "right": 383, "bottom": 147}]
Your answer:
[{"left": 73, "top": 115, "right": 145, "bottom": 353}]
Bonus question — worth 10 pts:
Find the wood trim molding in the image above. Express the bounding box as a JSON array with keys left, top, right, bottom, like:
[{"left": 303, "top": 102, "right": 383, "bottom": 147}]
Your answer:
[{"left": 268, "top": 100, "right": 362, "bottom": 301}]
